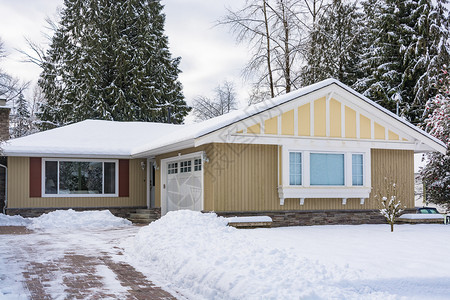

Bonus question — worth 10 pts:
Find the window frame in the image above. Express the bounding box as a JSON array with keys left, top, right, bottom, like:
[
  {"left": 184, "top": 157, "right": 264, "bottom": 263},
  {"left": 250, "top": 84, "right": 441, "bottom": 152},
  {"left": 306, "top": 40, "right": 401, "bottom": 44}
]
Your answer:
[
  {"left": 41, "top": 158, "right": 119, "bottom": 198},
  {"left": 282, "top": 146, "right": 371, "bottom": 200}
]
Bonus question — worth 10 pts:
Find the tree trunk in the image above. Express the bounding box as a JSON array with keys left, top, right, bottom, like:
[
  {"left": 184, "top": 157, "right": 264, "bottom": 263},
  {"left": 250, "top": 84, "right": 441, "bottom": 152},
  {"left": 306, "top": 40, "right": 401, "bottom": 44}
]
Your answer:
[{"left": 263, "top": 0, "right": 275, "bottom": 98}]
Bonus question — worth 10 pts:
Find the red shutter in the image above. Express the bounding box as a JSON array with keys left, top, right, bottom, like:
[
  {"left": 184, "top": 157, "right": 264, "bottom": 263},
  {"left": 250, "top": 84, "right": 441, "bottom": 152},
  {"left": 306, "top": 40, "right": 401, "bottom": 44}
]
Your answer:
[
  {"left": 119, "top": 159, "right": 129, "bottom": 197},
  {"left": 29, "top": 157, "right": 42, "bottom": 197}
]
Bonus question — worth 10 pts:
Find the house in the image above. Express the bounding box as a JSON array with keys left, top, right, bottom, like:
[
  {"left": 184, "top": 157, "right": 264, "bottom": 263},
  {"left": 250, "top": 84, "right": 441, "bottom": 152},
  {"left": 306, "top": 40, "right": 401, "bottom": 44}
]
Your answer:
[{"left": 2, "top": 79, "right": 446, "bottom": 226}]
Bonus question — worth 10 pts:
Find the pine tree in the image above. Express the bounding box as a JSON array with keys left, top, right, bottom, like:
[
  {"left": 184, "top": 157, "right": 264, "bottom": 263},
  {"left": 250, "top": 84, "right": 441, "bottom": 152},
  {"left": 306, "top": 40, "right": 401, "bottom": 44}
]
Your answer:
[
  {"left": 420, "top": 66, "right": 450, "bottom": 211},
  {"left": 10, "top": 93, "right": 32, "bottom": 138},
  {"left": 301, "top": 0, "right": 364, "bottom": 86},
  {"left": 38, "top": 0, "right": 189, "bottom": 130},
  {"left": 355, "top": 0, "right": 449, "bottom": 124}
]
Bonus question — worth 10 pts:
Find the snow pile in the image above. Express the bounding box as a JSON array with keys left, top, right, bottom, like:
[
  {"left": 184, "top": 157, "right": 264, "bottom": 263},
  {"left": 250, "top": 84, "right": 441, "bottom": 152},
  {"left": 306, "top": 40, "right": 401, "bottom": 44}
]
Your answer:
[
  {"left": 0, "top": 214, "right": 31, "bottom": 226},
  {"left": 130, "top": 210, "right": 388, "bottom": 299},
  {"left": 28, "top": 209, "right": 131, "bottom": 230}
]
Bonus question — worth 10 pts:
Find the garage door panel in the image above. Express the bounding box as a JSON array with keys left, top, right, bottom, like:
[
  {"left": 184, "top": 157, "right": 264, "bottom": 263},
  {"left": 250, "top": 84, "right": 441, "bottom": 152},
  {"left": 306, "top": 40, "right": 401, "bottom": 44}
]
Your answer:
[{"left": 166, "top": 157, "right": 202, "bottom": 213}]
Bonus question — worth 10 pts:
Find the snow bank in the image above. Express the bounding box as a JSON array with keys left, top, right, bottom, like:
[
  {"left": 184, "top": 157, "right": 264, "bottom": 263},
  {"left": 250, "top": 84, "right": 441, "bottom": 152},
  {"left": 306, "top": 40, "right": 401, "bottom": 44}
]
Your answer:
[
  {"left": 28, "top": 209, "right": 131, "bottom": 230},
  {"left": 0, "top": 214, "right": 31, "bottom": 226},
  {"left": 226, "top": 216, "right": 272, "bottom": 223},
  {"left": 399, "top": 213, "right": 445, "bottom": 220},
  {"left": 130, "top": 210, "right": 388, "bottom": 299}
]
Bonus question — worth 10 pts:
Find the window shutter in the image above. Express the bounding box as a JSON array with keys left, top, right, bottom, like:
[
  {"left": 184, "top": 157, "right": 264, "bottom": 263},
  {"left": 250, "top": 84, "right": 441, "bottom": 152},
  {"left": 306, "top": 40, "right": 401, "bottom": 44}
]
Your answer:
[
  {"left": 29, "top": 157, "right": 42, "bottom": 197},
  {"left": 119, "top": 159, "right": 129, "bottom": 197}
]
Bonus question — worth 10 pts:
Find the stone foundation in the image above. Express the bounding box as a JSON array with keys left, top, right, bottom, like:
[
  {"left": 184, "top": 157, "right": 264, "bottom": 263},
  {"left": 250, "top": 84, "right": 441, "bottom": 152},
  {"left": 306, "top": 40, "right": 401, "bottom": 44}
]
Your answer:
[
  {"left": 215, "top": 209, "right": 416, "bottom": 227},
  {"left": 5, "top": 207, "right": 147, "bottom": 219}
]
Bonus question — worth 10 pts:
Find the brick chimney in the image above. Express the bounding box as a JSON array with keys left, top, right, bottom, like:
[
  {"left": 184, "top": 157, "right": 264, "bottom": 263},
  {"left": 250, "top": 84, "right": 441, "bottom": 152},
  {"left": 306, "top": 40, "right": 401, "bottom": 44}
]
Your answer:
[{"left": 0, "top": 98, "right": 10, "bottom": 141}]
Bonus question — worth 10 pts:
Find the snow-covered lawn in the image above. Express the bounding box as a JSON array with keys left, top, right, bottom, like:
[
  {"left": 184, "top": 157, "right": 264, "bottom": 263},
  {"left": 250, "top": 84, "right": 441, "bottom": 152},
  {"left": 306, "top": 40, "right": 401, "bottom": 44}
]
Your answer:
[
  {"left": 1, "top": 209, "right": 450, "bottom": 299},
  {"left": 128, "top": 210, "right": 450, "bottom": 300}
]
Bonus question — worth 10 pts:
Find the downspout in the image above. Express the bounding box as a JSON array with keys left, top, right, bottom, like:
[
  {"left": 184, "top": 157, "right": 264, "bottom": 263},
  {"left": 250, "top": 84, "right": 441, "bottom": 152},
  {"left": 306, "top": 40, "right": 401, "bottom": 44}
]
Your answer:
[{"left": 0, "top": 164, "right": 7, "bottom": 214}]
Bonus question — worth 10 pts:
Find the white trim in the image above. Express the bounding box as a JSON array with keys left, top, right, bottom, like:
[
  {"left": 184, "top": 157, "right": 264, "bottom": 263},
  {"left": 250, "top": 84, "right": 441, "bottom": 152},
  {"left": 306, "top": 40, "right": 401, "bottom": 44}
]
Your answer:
[
  {"left": 160, "top": 151, "right": 204, "bottom": 216},
  {"left": 146, "top": 158, "right": 151, "bottom": 209},
  {"left": 41, "top": 158, "right": 119, "bottom": 198},
  {"left": 279, "top": 147, "right": 371, "bottom": 202}
]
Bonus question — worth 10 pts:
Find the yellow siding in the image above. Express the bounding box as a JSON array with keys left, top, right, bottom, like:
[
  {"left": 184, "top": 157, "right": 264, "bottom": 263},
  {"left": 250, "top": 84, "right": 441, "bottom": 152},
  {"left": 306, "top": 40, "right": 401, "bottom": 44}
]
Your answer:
[
  {"left": 236, "top": 130, "right": 243, "bottom": 134},
  {"left": 360, "top": 115, "right": 371, "bottom": 139},
  {"left": 281, "top": 110, "right": 294, "bottom": 135},
  {"left": 7, "top": 157, "right": 147, "bottom": 208},
  {"left": 155, "top": 146, "right": 414, "bottom": 212},
  {"left": 314, "top": 97, "right": 326, "bottom": 137},
  {"left": 329, "top": 98, "right": 341, "bottom": 137},
  {"left": 345, "top": 106, "right": 357, "bottom": 138},
  {"left": 298, "top": 103, "right": 310, "bottom": 136},
  {"left": 369, "top": 149, "right": 414, "bottom": 208},
  {"left": 264, "top": 116, "right": 278, "bottom": 135},
  {"left": 247, "top": 123, "right": 261, "bottom": 134},
  {"left": 388, "top": 130, "right": 399, "bottom": 140},
  {"left": 374, "top": 122, "right": 385, "bottom": 139}
]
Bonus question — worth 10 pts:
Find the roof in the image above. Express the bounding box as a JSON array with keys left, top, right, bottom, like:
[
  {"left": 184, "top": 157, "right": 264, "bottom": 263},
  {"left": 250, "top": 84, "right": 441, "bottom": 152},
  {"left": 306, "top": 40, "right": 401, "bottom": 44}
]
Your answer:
[
  {"left": 2, "top": 120, "right": 182, "bottom": 158},
  {"left": 3, "top": 79, "right": 446, "bottom": 158},
  {"left": 133, "top": 78, "right": 447, "bottom": 156}
]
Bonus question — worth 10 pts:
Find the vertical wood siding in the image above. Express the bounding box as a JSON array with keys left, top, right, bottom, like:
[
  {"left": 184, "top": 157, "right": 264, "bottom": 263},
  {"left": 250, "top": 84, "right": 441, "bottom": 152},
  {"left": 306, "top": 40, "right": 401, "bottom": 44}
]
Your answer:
[
  {"left": 154, "top": 145, "right": 415, "bottom": 213},
  {"left": 7, "top": 157, "right": 147, "bottom": 208}
]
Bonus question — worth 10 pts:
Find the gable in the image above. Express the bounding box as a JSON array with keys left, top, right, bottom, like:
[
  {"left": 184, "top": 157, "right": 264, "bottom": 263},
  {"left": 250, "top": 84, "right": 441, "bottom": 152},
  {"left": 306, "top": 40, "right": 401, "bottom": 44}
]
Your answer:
[{"left": 194, "top": 83, "right": 445, "bottom": 154}]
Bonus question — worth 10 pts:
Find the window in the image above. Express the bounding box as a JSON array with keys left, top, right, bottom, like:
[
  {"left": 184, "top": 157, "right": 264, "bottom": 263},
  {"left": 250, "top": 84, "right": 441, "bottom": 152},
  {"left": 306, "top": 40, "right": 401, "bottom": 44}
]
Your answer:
[
  {"left": 289, "top": 152, "right": 302, "bottom": 185},
  {"left": 310, "top": 153, "right": 344, "bottom": 186},
  {"left": 352, "top": 154, "right": 364, "bottom": 186},
  {"left": 44, "top": 160, "right": 117, "bottom": 196},
  {"left": 194, "top": 159, "right": 202, "bottom": 171},
  {"left": 180, "top": 160, "right": 192, "bottom": 173},
  {"left": 168, "top": 162, "right": 178, "bottom": 174}
]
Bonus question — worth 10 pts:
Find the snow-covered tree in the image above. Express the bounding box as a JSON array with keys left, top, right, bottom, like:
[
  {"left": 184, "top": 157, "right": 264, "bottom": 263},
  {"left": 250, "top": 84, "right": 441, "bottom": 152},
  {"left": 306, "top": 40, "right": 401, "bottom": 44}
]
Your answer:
[
  {"left": 377, "top": 178, "right": 405, "bottom": 232},
  {"left": 301, "top": 0, "right": 364, "bottom": 86},
  {"left": 38, "top": 0, "right": 189, "bottom": 130},
  {"left": 10, "top": 93, "right": 32, "bottom": 138},
  {"left": 354, "top": 0, "right": 450, "bottom": 125},
  {"left": 420, "top": 66, "right": 450, "bottom": 211},
  {"left": 192, "top": 81, "right": 238, "bottom": 121}
]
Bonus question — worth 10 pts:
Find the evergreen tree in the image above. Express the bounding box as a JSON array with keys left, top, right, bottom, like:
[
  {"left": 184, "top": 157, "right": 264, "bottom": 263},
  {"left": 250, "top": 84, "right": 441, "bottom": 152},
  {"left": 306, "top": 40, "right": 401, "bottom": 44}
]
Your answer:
[
  {"left": 38, "top": 0, "right": 189, "bottom": 130},
  {"left": 355, "top": 0, "right": 449, "bottom": 124},
  {"left": 301, "top": 0, "right": 364, "bottom": 86},
  {"left": 420, "top": 66, "right": 450, "bottom": 211},
  {"left": 11, "top": 93, "right": 32, "bottom": 138}
]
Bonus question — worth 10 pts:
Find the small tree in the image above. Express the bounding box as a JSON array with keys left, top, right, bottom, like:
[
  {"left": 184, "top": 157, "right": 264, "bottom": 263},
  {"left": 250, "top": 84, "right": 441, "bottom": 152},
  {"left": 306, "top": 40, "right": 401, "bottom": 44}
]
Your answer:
[
  {"left": 10, "top": 93, "right": 32, "bottom": 138},
  {"left": 377, "top": 178, "right": 405, "bottom": 232}
]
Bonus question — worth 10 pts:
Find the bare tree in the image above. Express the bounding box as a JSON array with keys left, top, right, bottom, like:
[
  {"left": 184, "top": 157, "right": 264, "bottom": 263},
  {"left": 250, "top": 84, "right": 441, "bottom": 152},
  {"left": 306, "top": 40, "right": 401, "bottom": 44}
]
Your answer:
[
  {"left": 0, "top": 38, "right": 29, "bottom": 107},
  {"left": 192, "top": 81, "right": 238, "bottom": 121},
  {"left": 221, "top": 0, "right": 329, "bottom": 100}
]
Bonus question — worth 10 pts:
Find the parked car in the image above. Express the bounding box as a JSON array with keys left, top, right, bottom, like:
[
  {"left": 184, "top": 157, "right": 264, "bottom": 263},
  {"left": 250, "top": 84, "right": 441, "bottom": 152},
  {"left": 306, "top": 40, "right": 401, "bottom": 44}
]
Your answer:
[
  {"left": 416, "top": 207, "right": 449, "bottom": 224},
  {"left": 416, "top": 207, "right": 440, "bottom": 214}
]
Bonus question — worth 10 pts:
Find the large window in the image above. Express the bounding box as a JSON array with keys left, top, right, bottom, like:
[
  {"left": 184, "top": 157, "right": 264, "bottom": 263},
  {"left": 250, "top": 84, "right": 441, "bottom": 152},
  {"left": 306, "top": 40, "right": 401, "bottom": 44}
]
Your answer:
[
  {"left": 44, "top": 160, "right": 117, "bottom": 196},
  {"left": 310, "top": 153, "right": 345, "bottom": 186}
]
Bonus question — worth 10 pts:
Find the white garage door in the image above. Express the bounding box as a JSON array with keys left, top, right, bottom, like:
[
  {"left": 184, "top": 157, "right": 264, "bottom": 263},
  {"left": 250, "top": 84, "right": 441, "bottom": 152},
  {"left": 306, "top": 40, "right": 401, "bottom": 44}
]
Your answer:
[{"left": 166, "top": 158, "right": 203, "bottom": 213}]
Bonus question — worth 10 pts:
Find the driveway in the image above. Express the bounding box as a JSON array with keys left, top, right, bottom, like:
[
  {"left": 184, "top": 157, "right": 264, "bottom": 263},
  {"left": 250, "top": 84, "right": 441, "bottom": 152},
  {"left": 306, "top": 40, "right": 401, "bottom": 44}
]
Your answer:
[{"left": 0, "top": 225, "right": 179, "bottom": 299}]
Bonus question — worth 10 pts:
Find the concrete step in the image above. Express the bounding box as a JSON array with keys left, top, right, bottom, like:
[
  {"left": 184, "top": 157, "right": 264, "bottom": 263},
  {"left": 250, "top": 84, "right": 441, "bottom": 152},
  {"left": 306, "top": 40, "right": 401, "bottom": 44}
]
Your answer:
[
  {"left": 129, "top": 213, "right": 157, "bottom": 219},
  {"left": 135, "top": 209, "right": 158, "bottom": 214},
  {"left": 128, "top": 218, "right": 154, "bottom": 224}
]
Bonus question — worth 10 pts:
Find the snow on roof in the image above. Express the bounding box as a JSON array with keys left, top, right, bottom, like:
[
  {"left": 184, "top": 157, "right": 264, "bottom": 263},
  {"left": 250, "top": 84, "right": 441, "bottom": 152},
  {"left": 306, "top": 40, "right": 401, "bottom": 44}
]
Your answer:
[
  {"left": 3, "top": 79, "right": 446, "bottom": 158},
  {"left": 2, "top": 120, "right": 182, "bottom": 157}
]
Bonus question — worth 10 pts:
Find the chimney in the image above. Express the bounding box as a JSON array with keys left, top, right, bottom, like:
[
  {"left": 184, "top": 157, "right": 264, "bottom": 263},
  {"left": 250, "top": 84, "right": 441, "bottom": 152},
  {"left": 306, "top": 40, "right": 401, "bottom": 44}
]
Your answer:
[{"left": 0, "top": 98, "right": 10, "bottom": 141}]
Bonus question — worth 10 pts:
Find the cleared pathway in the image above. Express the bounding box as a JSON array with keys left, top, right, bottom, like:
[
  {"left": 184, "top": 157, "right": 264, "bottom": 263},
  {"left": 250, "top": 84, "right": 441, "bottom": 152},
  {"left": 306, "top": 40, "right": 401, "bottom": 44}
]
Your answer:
[{"left": 0, "top": 226, "right": 178, "bottom": 299}]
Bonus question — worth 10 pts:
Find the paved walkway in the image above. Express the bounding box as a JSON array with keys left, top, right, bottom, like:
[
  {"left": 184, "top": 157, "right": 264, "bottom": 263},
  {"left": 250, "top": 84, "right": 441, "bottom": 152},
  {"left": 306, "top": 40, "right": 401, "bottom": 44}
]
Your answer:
[{"left": 0, "top": 226, "right": 178, "bottom": 299}]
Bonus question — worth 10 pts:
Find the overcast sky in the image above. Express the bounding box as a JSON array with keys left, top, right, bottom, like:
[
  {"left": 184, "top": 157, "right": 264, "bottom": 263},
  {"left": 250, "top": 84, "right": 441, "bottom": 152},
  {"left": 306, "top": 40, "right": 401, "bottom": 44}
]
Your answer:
[{"left": 0, "top": 0, "right": 250, "bottom": 107}]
